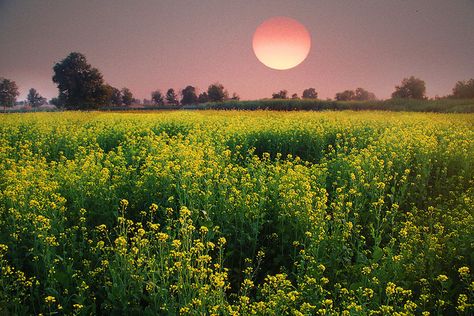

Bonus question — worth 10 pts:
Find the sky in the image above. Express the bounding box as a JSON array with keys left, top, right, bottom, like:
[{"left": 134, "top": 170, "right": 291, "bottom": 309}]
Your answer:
[{"left": 1, "top": 0, "right": 474, "bottom": 101}]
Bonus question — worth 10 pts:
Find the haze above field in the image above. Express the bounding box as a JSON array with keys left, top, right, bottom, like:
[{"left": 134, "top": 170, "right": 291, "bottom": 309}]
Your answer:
[{"left": 1, "top": 0, "right": 474, "bottom": 101}]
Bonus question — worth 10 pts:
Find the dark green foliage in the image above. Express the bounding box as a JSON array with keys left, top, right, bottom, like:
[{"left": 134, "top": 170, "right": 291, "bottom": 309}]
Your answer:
[
  {"left": 151, "top": 90, "right": 164, "bottom": 105},
  {"left": 335, "top": 90, "right": 355, "bottom": 101},
  {"left": 392, "top": 76, "right": 426, "bottom": 99},
  {"left": 302, "top": 88, "right": 318, "bottom": 99},
  {"left": 231, "top": 92, "right": 240, "bottom": 100},
  {"left": 181, "top": 85, "right": 198, "bottom": 105},
  {"left": 27, "top": 88, "right": 47, "bottom": 108},
  {"left": 165, "top": 88, "right": 179, "bottom": 105},
  {"left": 354, "top": 87, "right": 376, "bottom": 101},
  {"left": 452, "top": 79, "right": 474, "bottom": 99},
  {"left": 207, "top": 82, "right": 227, "bottom": 102},
  {"left": 336, "top": 88, "right": 376, "bottom": 101},
  {"left": 121, "top": 88, "right": 133, "bottom": 106},
  {"left": 185, "top": 98, "right": 474, "bottom": 113},
  {"left": 107, "top": 85, "right": 122, "bottom": 106},
  {"left": 198, "top": 92, "right": 209, "bottom": 103},
  {"left": 272, "top": 90, "right": 288, "bottom": 99},
  {"left": 0, "top": 77, "right": 19, "bottom": 111},
  {"left": 52, "top": 52, "right": 109, "bottom": 109}
]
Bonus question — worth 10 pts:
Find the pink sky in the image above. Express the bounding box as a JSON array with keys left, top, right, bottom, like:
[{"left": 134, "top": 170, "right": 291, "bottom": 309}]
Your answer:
[{"left": 1, "top": 0, "right": 473, "bottom": 101}]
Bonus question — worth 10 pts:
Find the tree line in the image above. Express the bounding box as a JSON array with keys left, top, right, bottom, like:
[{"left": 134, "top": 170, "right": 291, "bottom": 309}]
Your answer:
[{"left": 1, "top": 52, "right": 474, "bottom": 111}]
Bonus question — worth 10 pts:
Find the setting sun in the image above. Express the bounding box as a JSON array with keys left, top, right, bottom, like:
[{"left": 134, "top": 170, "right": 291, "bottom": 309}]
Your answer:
[{"left": 252, "top": 16, "right": 311, "bottom": 70}]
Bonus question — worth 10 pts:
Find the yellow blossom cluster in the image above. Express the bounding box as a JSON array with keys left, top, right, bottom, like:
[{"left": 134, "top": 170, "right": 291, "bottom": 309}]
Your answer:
[{"left": 0, "top": 110, "right": 472, "bottom": 314}]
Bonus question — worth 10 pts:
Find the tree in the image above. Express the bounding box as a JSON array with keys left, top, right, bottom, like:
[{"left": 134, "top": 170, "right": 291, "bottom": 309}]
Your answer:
[
  {"left": 354, "top": 88, "right": 376, "bottom": 101},
  {"left": 231, "top": 92, "right": 240, "bottom": 101},
  {"left": 391, "top": 76, "right": 426, "bottom": 99},
  {"left": 121, "top": 88, "right": 133, "bottom": 106},
  {"left": 27, "top": 88, "right": 47, "bottom": 108},
  {"left": 452, "top": 79, "right": 474, "bottom": 99},
  {"left": 207, "top": 83, "right": 226, "bottom": 102},
  {"left": 302, "top": 88, "right": 318, "bottom": 99},
  {"left": 0, "top": 78, "right": 19, "bottom": 112},
  {"left": 102, "top": 85, "right": 122, "bottom": 106},
  {"left": 335, "top": 90, "right": 355, "bottom": 101},
  {"left": 50, "top": 96, "right": 66, "bottom": 108},
  {"left": 52, "top": 52, "right": 109, "bottom": 109},
  {"left": 291, "top": 93, "right": 299, "bottom": 99},
  {"left": 335, "top": 88, "right": 376, "bottom": 101},
  {"left": 181, "top": 86, "right": 198, "bottom": 105},
  {"left": 272, "top": 90, "right": 288, "bottom": 99},
  {"left": 151, "top": 90, "right": 164, "bottom": 105},
  {"left": 198, "top": 92, "right": 209, "bottom": 103},
  {"left": 166, "top": 88, "right": 179, "bottom": 105},
  {"left": 109, "top": 86, "right": 122, "bottom": 106}
]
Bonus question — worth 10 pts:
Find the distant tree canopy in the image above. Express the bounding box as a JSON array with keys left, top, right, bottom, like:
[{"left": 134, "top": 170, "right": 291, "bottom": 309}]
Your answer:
[
  {"left": 198, "top": 92, "right": 209, "bottom": 104},
  {"left": 0, "top": 78, "right": 20, "bottom": 111},
  {"left": 166, "top": 88, "right": 179, "bottom": 105},
  {"left": 353, "top": 88, "right": 376, "bottom": 101},
  {"left": 151, "top": 90, "right": 164, "bottom": 105},
  {"left": 392, "top": 76, "right": 426, "bottom": 100},
  {"left": 106, "top": 85, "right": 122, "bottom": 106},
  {"left": 181, "top": 86, "right": 198, "bottom": 105},
  {"left": 335, "top": 88, "right": 376, "bottom": 101},
  {"left": 27, "top": 88, "right": 47, "bottom": 107},
  {"left": 53, "top": 52, "right": 109, "bottom": 109},
  {"left": 302, "top": 88, "right": 318, "bottom": 99},
  {"left": 207, "top": 83, "right": 227, "bottom": 102},
  {"left": 452, "top": 79, "right": 474, "bottom": 99},
  {"left": 272, "top": 90, "right": 288, "bottom": 99},
  {"left": 231, "top": 92, "right": 240, "bottom": 101},
  {"left": 121, "top": 88, "right": 133, "bottom": 106},
  {"left": 291, "top": 93, "right": 299, "bottom": 99},
  {"left": 335, "top": 90, "right": 355, "bottom": 101}
]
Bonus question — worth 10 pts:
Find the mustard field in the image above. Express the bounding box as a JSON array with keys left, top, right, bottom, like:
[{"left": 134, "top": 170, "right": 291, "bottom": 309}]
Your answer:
[{"left": 0, "top": 111, "right": 473, "bottom": 315}]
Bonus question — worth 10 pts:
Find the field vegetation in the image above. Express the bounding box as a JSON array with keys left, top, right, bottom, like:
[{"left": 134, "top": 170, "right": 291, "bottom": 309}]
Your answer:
[
  {"left": 186, "top": 98, "right": 474, "bottom": 113},
  {"left": 0, "top": 111, "right": 473, "bottom": 315}
]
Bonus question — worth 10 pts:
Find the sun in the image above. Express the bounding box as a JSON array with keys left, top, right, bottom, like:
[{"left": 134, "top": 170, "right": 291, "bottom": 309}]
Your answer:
[{"left": 252, "top": 16, "right": 311, "bottom": 70}]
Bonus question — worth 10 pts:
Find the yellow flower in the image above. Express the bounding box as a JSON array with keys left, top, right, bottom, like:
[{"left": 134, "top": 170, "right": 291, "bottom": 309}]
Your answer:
[
  {"left": 386, "top": 282, "right": 396, "bottom": 296},
  {"left": 158, "top": 232, "right": 169, "bottom": 242},
  {"left": 200, "top": 226, "right": 209, "bottom": 234},
  {"left": 73, "top": 304, "right": 84, "bottom": 310},
  {"left": 243, "top": 279, "right": 254, "bottom": 287},
  {"left": 44, "top": 296, "right": 56, "bottom": 304},
  {"left": 318, "top": 264, "right": 326, "bottom": 272},
  {"left": 120, "top": 199, "right": 129, "bottom": 208},
  {"left": 114, "top": 236, "right": 127, "bottom": 250},
  {"left": 436, "top": 274, "right": 448, "bottom": 282},
  {"left": 458, "top": 266, "right": 470, "bottom": 277},
  {"left": 218, "top": 237, "right": 226, "bottom": 246},
  {"left": 323, "top": 299, "right": 333, "bottom": 306},
  {"left": 362, "top": 266, "right": 371, "bottom": 275},
  {"left": 45, "top": 236, "right": 59, "bottom": 247},
  {"left": 149, "top": 203, "right": 158, "bottom": 213},
  {"left": 96, "top": 224, "right": 107, "bottom": 232}
]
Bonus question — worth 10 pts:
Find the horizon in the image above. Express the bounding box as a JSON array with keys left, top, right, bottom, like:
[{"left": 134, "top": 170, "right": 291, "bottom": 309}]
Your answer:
[{"left": 1, "top": 0, "right": 474, "bottom": 101}]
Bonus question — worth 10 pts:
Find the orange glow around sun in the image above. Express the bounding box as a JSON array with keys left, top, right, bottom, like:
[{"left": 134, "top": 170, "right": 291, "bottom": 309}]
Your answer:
[{"left": 253, "top": 16, "right": 311, "bottom": 70}]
